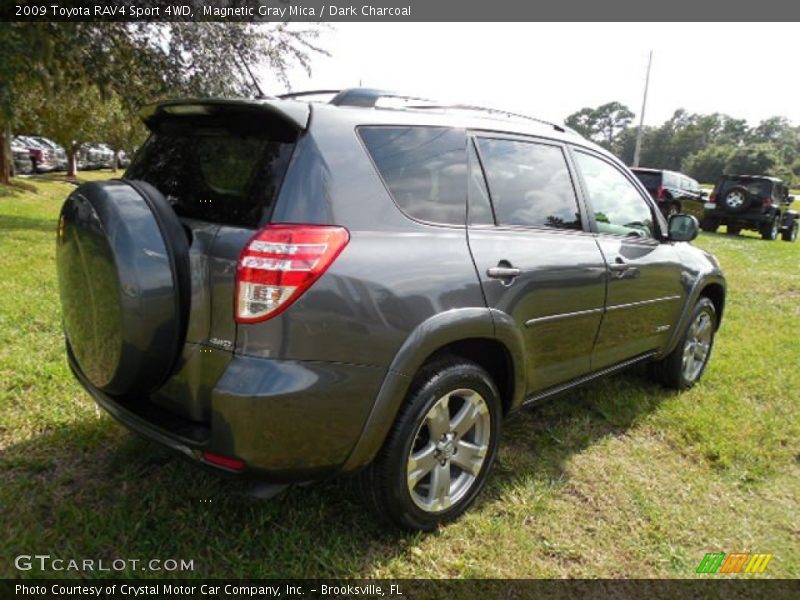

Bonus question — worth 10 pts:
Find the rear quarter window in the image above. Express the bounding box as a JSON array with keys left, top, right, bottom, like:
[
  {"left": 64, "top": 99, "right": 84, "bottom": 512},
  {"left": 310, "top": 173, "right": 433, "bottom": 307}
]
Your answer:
[{"left": 358, "top": 126, "right": 467, "bottom": 225}]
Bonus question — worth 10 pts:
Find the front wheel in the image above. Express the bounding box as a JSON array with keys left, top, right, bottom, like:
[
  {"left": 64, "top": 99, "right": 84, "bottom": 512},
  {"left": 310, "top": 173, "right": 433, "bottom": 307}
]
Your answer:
[
  {"left": 648, "top": 297, "right": 717, "bottom": 390},
  {"left": 761, "top": 216, "right": 779, "bottom": 241},
  {"left": 782, "top": 220, "right": 799, "bottom": 242},
  {"left": 360, "top": 359, "right": 501, "bottom": 530}
]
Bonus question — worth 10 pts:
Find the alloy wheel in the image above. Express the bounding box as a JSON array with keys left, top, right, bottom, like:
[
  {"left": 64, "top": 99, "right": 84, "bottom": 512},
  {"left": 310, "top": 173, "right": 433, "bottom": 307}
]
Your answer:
[
  {"left": 406, "top": 388, "right": 491, "bottom": 513},
  {"left": 682, "top": 311, "right": 713, "bottom": 383},
  {"left": 725, "top": 190, "right": 745, "bottom": 209}
]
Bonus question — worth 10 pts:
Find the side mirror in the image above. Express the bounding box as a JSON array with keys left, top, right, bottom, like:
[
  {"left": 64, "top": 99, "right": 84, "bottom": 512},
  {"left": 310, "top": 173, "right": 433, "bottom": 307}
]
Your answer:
[
  {"left": 786, "top": 195, "right": 795, "bottom": 204},
  {"left": 668, "top": 214, "right": 699, "bottom": 242}
]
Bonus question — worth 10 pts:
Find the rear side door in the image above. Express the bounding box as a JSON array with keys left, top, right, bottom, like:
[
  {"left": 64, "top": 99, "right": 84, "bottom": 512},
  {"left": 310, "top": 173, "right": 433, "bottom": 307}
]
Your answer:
[
  {"left": 571, "top": 149, "right": 686, "bottom": 369},
  {"left": 466, "top": 134, "right": 607, "bottom": 394}
]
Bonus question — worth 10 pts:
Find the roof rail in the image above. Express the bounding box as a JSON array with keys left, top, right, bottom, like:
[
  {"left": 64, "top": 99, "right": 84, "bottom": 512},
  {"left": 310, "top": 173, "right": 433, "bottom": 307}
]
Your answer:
[
  {"left": 329, "top": 88, "right": 435, "bottom": 107},
  {"left": 277, "top": 87, "right": 572, "bottom": 134},
  {"left": 405, "top": 103, "right": 568, "bottom": 133},
  {"left": 277, "top": 90, "right": 342, "bottom": 100}
]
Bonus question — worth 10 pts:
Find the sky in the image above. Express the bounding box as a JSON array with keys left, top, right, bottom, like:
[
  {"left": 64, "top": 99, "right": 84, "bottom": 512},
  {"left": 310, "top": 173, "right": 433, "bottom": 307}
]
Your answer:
[{"left": 257, "top": 22, "right": 800, "bottom": 128}]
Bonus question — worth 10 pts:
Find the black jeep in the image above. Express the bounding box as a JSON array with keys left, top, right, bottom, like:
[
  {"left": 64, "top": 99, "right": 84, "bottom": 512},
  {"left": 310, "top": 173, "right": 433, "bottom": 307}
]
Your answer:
[{"left": 701, "top": 174, "right": 798, "bottom": 241}]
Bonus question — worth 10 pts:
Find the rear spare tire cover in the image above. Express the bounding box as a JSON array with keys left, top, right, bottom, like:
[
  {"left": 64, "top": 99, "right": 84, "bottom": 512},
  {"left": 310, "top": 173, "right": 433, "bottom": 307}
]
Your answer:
[{"left": 56, "top": 180, "right": 190, "bottom": 395}]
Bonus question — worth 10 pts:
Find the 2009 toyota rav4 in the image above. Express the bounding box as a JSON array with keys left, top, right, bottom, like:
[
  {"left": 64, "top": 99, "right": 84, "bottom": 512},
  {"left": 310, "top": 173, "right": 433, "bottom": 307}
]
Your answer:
[{"left": 56, "top": 89, "right": 726, "bottom": 530}]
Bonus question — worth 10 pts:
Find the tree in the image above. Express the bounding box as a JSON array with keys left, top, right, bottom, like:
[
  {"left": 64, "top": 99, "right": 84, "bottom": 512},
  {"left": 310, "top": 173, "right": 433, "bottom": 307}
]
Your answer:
[
  {"left": 682, "top": 145, "right": 735, "bottom": 184},
  {"left": 99, "top": 95, "right": 147, "bottom": 172},
  {"left": 0, "top": 22, "right": 326, "bottom": 184},
  {"left": 565, "top": 107, "right": 599, "bottom": 139},
  {"left": 723, "top": 144, "right": 780, "bottom": 177},
  {"left": 565, "top": 102, "right": 635, "bottom": 151},
  {"left": 593, "top": 102, "right": 634, "bottom": 148},
  {"left": 17, "top": 82, "right": 105, "bottom": 176}
]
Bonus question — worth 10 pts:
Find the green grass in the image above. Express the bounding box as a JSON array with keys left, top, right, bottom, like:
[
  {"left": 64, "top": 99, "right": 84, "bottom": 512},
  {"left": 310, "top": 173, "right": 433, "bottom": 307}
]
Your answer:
[{"left": 1, "top": 174, "right": 798, "bottom": 579}]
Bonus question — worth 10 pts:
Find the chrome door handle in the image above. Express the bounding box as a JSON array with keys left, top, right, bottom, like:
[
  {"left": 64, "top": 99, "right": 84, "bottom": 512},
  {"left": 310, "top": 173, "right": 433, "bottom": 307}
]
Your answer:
[{"left": 487, "top": 264, "right": 521, "bottom": 284}]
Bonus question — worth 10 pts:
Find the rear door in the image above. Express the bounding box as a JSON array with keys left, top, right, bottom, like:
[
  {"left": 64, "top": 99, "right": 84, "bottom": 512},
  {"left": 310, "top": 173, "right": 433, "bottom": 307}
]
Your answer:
[
  {"left": 466, "top": 134, "right": 607, "bottom": 394},
  {"left": 571, "top": 149, "right": 685, "bottom": 368},
  {"left": 124, "top": 101, "right": 302, "bottom": 420}
]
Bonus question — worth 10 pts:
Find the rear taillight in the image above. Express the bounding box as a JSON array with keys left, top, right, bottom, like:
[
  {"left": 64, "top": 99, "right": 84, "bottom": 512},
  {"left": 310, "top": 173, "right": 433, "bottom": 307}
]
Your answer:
[
  {"left": 656, "top": 185, "right": 665, "bottom": 200},
  {"left": 762, "top": 197, "right": 771, "bottom": 207},
  {"left": 235, "top": 224, "right": 349, "bottom": 323},
  {"left": 709, "top": 192, "right": 716, "bottom": 203}
]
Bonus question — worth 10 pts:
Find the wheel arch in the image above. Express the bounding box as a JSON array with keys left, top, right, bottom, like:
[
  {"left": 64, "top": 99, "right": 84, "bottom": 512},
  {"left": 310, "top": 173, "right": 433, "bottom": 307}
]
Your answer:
[
  {"left": 341, "top": 307, "right": 525, "bottom": 471},
  {"left": 660, "top": 275, "right": 726, "bottom": 358}
]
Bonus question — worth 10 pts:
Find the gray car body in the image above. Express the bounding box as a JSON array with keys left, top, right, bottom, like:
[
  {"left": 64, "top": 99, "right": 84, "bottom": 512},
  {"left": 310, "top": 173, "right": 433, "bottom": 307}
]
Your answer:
[{"left": 73, "top": 97, "right": 726, "bottom": 482}]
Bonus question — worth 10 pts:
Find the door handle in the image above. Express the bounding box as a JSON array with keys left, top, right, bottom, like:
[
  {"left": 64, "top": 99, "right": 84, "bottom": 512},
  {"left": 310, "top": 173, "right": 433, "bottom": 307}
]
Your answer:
[
  {"left": 609, "top": 258, "right": 640, "bottom": 279},
  {"left": 487, "top": 263, "right": 521, "bottom": 284}
]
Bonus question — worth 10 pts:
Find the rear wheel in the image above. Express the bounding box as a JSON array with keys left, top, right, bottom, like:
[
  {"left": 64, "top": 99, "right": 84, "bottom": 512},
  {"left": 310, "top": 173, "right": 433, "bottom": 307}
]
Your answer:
[
  {"left": 700, "top": 218, "right": 719, "bottom": 233},
  {"left": 782, "top": 220, "right": 799, "bottom": 242},
  {"left": 761, "top": 216, "right": 779, "bottom": 241},
  {"left": 360, "top": 358, "right": 501, "bottom": 531},
  {"left": 648, "top": 297, "right": 717, "bottom": 390}
]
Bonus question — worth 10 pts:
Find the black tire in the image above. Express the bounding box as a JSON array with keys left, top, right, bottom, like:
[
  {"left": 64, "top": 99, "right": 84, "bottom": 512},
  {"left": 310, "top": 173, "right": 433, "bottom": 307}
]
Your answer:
[
  {"left": 648, "top": 297, "right": 717, "bottom": 390},
  {"left": 726, "top": 224, "right": 740, "bottom": 236},
  {"left": 782, "top": 220, "right": 799, "bottom": 242},
  {"left": 722, "top": 186, "right": 750, "bottom": 214},
  {"left": 760, "top": 216, "right": 779, "bottom": 241},
  {"left": 360, "top": 358, "right": 502, "bottom": 531},
  {"left": 700, "top": 218, "right": 719, "bottom": 233}
]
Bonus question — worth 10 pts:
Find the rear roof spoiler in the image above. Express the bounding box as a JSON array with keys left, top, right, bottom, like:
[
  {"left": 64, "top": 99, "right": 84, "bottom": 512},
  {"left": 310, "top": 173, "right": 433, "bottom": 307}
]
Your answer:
[{"left": 139, "top": 98, "right": 310, "bottom": 131}]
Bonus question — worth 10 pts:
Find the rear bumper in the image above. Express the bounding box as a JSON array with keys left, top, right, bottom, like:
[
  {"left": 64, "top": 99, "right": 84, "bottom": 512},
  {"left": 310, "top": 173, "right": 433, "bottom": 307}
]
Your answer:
[
  {"left": 70, "top": 350, "right": 385, "bottom": 482},
  {"left": 704, "top": 207, "right": 773, "bottom": 225}
]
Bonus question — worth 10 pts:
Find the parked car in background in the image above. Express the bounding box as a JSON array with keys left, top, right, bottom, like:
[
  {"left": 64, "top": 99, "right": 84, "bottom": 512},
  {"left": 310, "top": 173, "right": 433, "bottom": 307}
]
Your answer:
[
  {"left": 56, "top": 90, "right": 726, "bottom": 531},
  {"left": 118, "top": 150, "right": 131, "bottom": 168},
  {"left": 31, "top": 137, "right": 68, "bottom": 171},
  {"left": 702, "top": 174, "right": 798, "bottom": 241},
  {"left": 10, "top": 138, "right": 33, "bottom": 174},
  {"left": 15, "top": 135, "right": 56, "bottom": 172},
  {"left": 631, "top": 168, "right": 706, "bottom": 219},
  {"left": 78, "top": 143, "right": 115, "bottom": 169}
]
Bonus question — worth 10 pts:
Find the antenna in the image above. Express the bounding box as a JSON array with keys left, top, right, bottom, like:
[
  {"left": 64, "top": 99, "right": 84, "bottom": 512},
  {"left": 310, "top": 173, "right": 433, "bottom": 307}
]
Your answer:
[{"left": 632, "top": 51, "right": 653, "bottom": 168}]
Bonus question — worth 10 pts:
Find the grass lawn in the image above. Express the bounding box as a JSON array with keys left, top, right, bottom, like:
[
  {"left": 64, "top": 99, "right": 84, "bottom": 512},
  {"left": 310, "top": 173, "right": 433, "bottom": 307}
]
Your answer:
[{"left": 1, "top": 174, "right": 798, "bottom": 579}]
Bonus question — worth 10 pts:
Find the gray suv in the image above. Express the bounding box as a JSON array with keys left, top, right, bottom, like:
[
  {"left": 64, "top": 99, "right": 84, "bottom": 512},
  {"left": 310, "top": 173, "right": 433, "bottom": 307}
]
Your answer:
[{"left": 56, "top": 89, "right": 726, "bottom": 530}]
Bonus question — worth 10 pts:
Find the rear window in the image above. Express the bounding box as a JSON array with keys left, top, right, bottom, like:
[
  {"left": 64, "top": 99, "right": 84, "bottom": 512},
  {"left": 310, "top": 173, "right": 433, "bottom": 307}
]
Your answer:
[
  {"left": 126, "top": 124, "right": 295, "bottom": 228},
  {"left": 632, "top": 170, "right": 662, "bottom": 190},
  {"left": 358, "top": 126, "right": 467, "bottom": 225}
]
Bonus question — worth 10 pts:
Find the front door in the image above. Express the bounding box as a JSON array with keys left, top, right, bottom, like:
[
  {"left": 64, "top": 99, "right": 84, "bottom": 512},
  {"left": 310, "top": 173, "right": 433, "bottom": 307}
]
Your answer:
[
  {"left": 571, "top": 149, "right": 686, "bottom": 369},
  {"left": 466, "top": 135, "right": 607, "bottom": 394}
]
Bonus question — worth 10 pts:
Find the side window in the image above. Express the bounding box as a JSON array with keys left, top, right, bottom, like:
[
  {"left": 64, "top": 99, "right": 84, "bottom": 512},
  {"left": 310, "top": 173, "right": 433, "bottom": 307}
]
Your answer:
[
  {"left": 467, "top": 139, "right": 494, "bottom": 225},
  {"left": 474, "top": 138, "right": 581, "bottom": 229},
  {"left": 574, "top": 151, "right": 655, "bottom": 239},
  {"left": 358, "top": 126, "right": 467, "bottom": 225}
]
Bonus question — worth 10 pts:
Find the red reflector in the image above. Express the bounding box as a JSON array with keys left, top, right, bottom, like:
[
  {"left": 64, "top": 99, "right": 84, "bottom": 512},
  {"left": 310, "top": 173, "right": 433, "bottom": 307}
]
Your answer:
[
  {"left": 235, "top": 224, "right": 350, "bottom": 323},
  {"left": 762, "top": 197, "right": 771, "bottom": 207},
  {"left": 709, "top": 192, "right": 716, "bottom": 203},
  {"left": 202, "top": 452, "right": 245, "bottom": 471}
]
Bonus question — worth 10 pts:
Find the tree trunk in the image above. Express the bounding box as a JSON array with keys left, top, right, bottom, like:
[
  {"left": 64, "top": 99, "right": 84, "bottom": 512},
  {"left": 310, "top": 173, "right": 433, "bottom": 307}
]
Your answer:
[
  {"left": 112, "top": 150, "right": 119, "bottom": 173},
  {"left": 0, "top": 122, "right": 11, "bottom": 186},
  {"left": 67, "top": 150, "right": 78, "bottom": 178}
]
